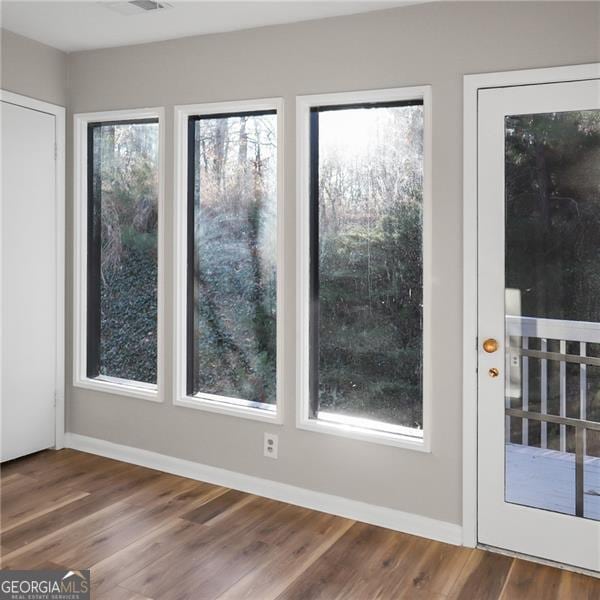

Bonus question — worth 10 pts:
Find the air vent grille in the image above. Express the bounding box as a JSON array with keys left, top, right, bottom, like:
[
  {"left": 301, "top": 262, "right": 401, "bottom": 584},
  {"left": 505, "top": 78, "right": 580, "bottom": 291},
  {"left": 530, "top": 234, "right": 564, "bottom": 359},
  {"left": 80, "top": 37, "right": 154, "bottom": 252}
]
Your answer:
[
  {"left": 129, "top": 0, "right": 170, "bottom": 11},
  {"left": 102, "top": 1, "right": 173, "bottom": 16}
]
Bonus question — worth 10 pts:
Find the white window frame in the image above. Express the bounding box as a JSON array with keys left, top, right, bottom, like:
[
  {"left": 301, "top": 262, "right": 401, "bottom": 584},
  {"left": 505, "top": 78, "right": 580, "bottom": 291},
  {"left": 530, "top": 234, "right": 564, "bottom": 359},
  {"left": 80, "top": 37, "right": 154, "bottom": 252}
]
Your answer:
[
  {"left": 73, "top": 107, "right": 165, "bottom": 402},
  {"left": 173, "top": 98, "right": 285, "bottom": 424},
  {"left": 296, "top": 86, "right": 432, "bottom": 451}
]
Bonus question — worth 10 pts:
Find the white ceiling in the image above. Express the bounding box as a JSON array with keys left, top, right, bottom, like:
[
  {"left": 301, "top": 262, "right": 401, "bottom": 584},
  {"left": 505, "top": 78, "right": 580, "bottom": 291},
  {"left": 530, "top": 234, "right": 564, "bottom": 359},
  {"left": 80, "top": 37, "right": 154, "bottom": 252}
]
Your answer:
[{"left": 0, "top": 1, "right": 420, "bottom": 53}]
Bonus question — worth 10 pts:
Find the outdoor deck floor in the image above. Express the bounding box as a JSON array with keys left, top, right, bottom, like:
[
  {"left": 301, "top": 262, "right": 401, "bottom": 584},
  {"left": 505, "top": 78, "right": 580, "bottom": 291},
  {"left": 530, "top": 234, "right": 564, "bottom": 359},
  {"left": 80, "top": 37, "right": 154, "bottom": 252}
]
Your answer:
[{"left": 506, "top": 443, "right": 600, "bottom": 520}]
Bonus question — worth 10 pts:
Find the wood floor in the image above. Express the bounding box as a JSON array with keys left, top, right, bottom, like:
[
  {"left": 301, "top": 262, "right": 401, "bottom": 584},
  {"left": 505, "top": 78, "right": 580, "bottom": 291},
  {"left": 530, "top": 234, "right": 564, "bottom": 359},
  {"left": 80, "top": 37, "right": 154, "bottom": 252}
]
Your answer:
[{"left": 1, "top": 449, "right": 599, "bottom": 599}]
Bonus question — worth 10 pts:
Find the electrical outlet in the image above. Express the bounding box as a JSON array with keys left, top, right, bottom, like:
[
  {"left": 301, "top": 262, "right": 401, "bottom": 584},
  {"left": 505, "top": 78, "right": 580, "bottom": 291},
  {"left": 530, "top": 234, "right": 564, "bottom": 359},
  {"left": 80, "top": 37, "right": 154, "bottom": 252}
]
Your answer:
[{"left": 264, "top": 433, "right": 278, "bottom": 459}]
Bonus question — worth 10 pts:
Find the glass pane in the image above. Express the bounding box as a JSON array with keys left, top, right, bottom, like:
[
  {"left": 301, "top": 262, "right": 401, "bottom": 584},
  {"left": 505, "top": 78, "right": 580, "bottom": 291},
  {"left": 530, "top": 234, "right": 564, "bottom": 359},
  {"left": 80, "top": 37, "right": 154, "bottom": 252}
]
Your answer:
[
  {"left": 313, "top": 102, "right": 424, "bottom": 434},
  {"left": 506, "top": 424, "right": 577, "bottom": 516},
  {"left": 504, "top": 110, "right": 600, "bottom": 519},
  {"left": 90, "top": 121, "right": 159, "bottom": 384},
  {"left": 190, "top": 112, "right": 277, "bottom": 405}
]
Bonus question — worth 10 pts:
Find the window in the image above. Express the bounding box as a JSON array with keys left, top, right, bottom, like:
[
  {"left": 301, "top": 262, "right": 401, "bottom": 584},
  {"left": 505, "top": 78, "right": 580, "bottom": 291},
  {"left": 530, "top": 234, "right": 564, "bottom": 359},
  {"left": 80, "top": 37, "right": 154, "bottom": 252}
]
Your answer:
[
  {"left": 297, "top": 88, "right": 431, "bottom": 448},
  {"left": 175, "top": 99, "right": 283, "bottom": 422},
  {"left": 74, "top": 109, "right": 163, "bottom": 401}
]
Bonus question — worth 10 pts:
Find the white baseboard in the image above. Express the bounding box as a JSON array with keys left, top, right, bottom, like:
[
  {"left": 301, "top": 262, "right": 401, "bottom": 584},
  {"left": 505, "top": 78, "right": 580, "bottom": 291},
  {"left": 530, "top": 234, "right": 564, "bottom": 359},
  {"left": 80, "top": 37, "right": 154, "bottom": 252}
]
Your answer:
[{"left": 65, "top": 432, "right": 462, "bottom": 546}]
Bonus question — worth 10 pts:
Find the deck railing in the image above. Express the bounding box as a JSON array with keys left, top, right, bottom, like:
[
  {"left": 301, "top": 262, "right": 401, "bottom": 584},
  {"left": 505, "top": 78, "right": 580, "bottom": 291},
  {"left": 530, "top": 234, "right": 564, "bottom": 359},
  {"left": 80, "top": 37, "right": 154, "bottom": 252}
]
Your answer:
[{"left": 505, "top": 315, "right": 600, "bottom": 517}]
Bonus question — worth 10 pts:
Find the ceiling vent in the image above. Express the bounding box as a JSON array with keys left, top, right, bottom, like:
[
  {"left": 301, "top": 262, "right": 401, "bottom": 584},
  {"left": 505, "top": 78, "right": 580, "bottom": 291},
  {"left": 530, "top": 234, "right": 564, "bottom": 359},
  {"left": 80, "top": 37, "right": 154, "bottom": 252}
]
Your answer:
[{"left": 102, "top": 1, "right": 173, "bottom": 16}]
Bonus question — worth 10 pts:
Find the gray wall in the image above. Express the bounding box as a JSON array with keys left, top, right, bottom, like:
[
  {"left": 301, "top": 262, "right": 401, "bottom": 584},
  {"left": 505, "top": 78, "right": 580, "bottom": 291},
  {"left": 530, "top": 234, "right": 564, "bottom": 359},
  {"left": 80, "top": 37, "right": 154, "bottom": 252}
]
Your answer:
[
  {"left": 1, "top": 29, "right": 67, "bottom": 106},
  {"left": 65, "top": 2, "right": 600, "bottom": 526}
]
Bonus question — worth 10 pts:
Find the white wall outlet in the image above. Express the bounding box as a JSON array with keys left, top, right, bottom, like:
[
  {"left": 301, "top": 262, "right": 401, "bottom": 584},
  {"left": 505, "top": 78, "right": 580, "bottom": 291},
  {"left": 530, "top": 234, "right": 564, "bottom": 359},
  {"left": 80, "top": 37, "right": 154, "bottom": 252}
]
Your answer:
[{"left": 264, "top": 433, "right": 278, "bottom": 459}]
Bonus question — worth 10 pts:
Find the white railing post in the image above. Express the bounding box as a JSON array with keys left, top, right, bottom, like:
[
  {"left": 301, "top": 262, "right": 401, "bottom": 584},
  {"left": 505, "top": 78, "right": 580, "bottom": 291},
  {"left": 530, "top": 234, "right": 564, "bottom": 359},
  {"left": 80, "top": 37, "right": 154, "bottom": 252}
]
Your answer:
[
  {"left": 559, "top": 339, "right": 567, "bottom": 453},
  {"left": 580, "top": 342, "right": 587, "bottom": 421},
  {"left": 522, "top": 336, "right": 529, "bottom": 446},
  {"left": 540, "top": 337, "right": 548, "bottom": 449}
]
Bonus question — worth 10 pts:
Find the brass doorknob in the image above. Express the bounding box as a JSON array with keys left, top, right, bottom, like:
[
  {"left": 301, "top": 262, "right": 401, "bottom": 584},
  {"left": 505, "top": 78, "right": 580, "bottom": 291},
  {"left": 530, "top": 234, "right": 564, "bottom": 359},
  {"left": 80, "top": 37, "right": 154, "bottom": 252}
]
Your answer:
[
  {"left": 483, "top": 338, "right": 499, "bottom": 353},
  {"left": 489, "top": 367, "right": 500, "bottom": 378}
]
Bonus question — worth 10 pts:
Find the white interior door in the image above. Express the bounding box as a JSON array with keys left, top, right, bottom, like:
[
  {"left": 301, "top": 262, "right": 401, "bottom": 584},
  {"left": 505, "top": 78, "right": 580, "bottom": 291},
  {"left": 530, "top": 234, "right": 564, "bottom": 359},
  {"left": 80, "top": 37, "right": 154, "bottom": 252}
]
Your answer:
[
  {"left": 478, "top": 78, "right": 600, "bottom": 570},
  {"left": 1, "top": 100, "right": 57, "bottom": 461}
]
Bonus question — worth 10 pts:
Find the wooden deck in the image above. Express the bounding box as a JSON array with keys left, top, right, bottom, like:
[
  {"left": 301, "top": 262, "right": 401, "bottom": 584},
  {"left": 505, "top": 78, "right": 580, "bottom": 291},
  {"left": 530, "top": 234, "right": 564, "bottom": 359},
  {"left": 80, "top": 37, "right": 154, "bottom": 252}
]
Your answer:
[
  {"left": 506, "top": 443, "right": 600, "bottom": 519},
  {"left": 2, "top": 448, "right": 600, "bottom": 599}
]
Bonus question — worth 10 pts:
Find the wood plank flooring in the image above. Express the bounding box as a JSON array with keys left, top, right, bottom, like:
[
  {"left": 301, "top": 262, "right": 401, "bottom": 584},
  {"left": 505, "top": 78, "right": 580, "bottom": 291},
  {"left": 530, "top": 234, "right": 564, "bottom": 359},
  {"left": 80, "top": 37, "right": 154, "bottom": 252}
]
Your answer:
[{"left": 1, "top": 449, "right": 599, "bottom": 599}]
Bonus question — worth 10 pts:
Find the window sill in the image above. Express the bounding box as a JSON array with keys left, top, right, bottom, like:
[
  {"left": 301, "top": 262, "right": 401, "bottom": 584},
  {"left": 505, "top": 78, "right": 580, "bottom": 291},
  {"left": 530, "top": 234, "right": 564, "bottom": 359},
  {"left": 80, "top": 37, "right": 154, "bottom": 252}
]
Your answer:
[
  {"left": 174, "top": 394, "right": 282, "bottom": 424},
  {"left": 73, "top": 376, "right": 160, "bottom": 403},
  {"left": 297, "top": 414, "right": 429, "bottom": 452}
]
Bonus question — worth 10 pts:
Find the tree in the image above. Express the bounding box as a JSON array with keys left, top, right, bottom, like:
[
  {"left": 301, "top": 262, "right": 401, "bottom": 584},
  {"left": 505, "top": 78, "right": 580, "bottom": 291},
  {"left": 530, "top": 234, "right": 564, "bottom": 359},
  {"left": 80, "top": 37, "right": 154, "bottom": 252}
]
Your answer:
[
  {"left": 191, "top": 114, "right": 277, "bottom": 403},
  {"left": 95, "top": 121, "right": 159, "bottom": 384},
  {"left": 317, "top": 104, "right": 424, "bottom": 428}
]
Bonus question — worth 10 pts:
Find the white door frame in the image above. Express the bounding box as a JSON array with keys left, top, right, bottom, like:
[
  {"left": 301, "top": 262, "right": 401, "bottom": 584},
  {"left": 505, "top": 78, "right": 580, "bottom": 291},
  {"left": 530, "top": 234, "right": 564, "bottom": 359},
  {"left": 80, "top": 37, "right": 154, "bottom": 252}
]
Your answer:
[
  {"left": 462, "top": 63, "right": 600, "bottom": 549},
  {"left": 0, "top": 89, "right": 65, "bottom": 451}
]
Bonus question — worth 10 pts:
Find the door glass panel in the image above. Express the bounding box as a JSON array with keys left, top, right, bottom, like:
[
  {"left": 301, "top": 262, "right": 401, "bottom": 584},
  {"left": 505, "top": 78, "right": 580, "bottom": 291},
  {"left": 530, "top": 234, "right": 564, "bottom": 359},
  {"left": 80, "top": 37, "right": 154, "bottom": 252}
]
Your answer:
[{"left": 504, "top": 110, "right": 600, "bottom": 519}]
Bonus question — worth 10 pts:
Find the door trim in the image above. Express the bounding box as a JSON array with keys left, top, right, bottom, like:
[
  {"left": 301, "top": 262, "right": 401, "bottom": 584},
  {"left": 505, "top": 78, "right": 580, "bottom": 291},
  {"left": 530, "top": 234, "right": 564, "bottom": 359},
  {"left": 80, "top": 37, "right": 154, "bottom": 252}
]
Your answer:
[
  {"left": 0, "top": 89, "right": 65, "bottom": 451},
  {"left": 462, "top": 63, "right": 600, "bottom": 549}
]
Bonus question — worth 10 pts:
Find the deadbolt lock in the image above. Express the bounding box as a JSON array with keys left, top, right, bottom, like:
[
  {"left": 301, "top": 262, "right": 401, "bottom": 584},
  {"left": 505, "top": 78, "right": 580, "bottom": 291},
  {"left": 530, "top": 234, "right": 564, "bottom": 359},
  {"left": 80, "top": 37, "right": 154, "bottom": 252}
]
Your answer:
[{"left": 488, "top": 367, "right": 500, "bottom": 378}]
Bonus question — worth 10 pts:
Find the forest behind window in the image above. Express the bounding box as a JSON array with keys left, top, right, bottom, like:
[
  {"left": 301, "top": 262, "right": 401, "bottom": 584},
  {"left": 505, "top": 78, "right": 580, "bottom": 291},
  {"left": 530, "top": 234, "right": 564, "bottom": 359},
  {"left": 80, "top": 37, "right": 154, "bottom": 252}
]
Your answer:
[
  {"left": 311, "top": 101, "right": 424, "bottom": 432},
  {"left": 88, "top": 120, "right": 159, "bottom": 384},
  {"left": 505, "top": 110, "right": 600, "bottom": 323},
  {"left": 189, "top": 112, "right": 278, "bottom": 406}
]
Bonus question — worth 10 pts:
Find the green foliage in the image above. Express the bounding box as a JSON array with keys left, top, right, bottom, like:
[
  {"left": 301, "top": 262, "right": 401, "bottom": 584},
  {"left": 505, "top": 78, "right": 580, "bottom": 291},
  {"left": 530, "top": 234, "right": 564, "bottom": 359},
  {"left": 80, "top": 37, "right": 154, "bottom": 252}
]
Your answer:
[
  {"left": 95, "top": 122, "right": 159, "bottom": 384},
  {"left": 506, "top": 111, "right": 600, "bottom": 323},
  {"left": 100, "top": 246, "right": 157, "bottom": 383},
  {"left": 319, "top": 198, "right": 423, "bottom": 428}
]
